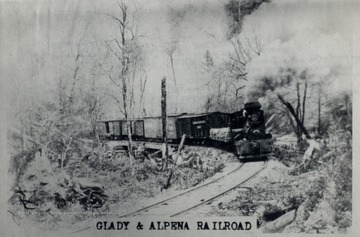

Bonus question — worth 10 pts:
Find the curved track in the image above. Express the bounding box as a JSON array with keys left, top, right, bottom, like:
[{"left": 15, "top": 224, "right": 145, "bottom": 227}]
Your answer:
[
  {"left": 71, "top": 161, "right": 267, "bottom": 233},
  {"left": 118, "top": 162, "right": 245, "bottom": 218},
  {"left": 171, "top": 160, "right": 267, "bottom": 217},
  {"left": 119, "top": 160, "right": 267, "bottom": 218}
]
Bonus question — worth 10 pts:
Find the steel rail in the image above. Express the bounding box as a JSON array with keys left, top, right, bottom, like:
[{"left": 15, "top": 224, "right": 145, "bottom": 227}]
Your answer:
[
  {"left": 170, "top": 160, "right": 268, "bottom": 217},
  {"left": 118, "top": 162, "right": 245, "bottom": 218}
]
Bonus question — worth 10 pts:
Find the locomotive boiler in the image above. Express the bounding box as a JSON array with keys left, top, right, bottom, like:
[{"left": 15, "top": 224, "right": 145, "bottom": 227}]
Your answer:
[{"left": 231, "top": 102, "right": 273, "bottom": 160}]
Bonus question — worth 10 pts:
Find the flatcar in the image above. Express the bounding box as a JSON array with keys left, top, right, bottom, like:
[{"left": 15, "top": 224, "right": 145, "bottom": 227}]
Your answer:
[{"left": 97, "top": 102, "right": 273, "bottom": 161}]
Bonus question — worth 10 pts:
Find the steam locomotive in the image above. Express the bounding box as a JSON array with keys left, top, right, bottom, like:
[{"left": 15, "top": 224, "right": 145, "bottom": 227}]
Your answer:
[{"left": 97, "top": 102, "right": 273, "bottom": 161}]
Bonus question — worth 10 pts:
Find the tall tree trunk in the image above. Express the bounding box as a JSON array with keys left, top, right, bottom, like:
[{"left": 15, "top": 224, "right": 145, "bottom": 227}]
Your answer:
[
  {"left": 61, "top": 153, "right": 65, "bottom": 171},
  {"left": 60, "top": 139, "right": 72, "bottom": 172},
  {"left": 170, "top": 55, "right": 177, "bottom": 88},
  {"left": 296, "top": 81, "right": 302, "bottom": 137},
  {"left": 21, "top": 127, "right": 26, "bottom": 152},
  {"left": 217, "top": 77, "right": 221, "bottom": 109},
  {"left": 105, "top": 2, "right": 138, "bottom": 174},
  {"left": 126, "top": 119, "right": 134, "bottom": 167},
  {"left": 223, "top": 80, "right": 229, "bottom": 111},
  {"left": 169, "top": 53, "right": 178, "bottom": 113},
  {"left": 318, "top": 86, "right": 321, "bottom": 136},
  {"left": 344, "top": 94, "right": 352, "bottom": 133},
  {"left": 122, "top": 55, "right": 135, "bottom": 175},
  {"left": 302, "top": 81, "right": 307, "bottom": 124},
  {"left": 93, "top": 123, "right": 99, "bottom": 142},
  {"left": 161, "top": 77, "right": 168, "bottom": 170},
  {"left": 123, "top": 79, "right": 135, "bottom": 174}
]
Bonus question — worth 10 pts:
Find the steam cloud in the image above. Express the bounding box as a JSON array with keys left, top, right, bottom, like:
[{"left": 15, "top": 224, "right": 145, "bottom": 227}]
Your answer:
[{"left": 240, "top": 0, "right": 353, "bottom": 103}]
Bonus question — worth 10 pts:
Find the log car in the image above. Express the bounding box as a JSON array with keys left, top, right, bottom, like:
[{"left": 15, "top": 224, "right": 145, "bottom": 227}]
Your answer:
[{"left": 175, "top": 112, "right": 231, "bottom": 145}]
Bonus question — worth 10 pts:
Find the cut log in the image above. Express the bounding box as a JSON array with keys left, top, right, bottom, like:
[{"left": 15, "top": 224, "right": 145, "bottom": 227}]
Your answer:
[
  {"left": 261, "top": 209, "right": 296, "bottom": 233},
  {"left": 209, "top": 127, "right": 232, "bottom": 142},
  {"left": 161, "top": 77, "right": 168, "bottom": 170}
]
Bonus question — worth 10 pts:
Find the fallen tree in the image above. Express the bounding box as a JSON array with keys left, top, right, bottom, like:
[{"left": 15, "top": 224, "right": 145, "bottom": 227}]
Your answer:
[{"left": 277, "top": 94, "right": 311, "bottom": 139}]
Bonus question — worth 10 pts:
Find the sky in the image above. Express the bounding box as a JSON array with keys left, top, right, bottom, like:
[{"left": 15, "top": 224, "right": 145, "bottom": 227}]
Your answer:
[
  {"left": 1, "top": 0, "right": 235, "bottom": 117},
  {"left": 1, "top": 0, "right": 359, "bottom": 119}
]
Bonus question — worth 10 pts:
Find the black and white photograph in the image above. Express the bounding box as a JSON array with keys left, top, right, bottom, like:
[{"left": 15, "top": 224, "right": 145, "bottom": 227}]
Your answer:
[{"left": 0, "top": 0, "right": 358, "bottom": 236}]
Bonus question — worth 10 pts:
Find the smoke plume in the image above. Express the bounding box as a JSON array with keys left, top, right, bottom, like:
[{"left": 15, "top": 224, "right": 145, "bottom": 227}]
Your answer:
[{"left": 240, "top": 0, "right": 354, "bottom": 103}]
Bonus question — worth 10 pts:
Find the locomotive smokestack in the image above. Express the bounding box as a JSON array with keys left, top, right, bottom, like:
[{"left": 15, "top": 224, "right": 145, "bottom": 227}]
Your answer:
[{"left": 244, "top": 101, "right": 261, "bottom": 112}]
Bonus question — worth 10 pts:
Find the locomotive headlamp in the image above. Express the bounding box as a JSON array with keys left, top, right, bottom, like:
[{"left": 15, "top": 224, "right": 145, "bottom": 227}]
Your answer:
[{"left": 251, "top": 114, "right": 259, "bottom": 121}]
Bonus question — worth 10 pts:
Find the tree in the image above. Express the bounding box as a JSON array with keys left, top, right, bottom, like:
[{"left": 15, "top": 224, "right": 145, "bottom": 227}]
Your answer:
[
  {"left": 165, "top": 6, "right": 187, "bottom": 113},
  {"left": 277, "top": 93, "right": 311, "bottom": 139},
  {"left": 201, "top": 35, "right": 262, "bottom": 112},
  {"left": 138, "top": 66, "right": 148, "bottom": 117},
  {"left": 103, "top": 1, "right": 145, "bottom": 173},
  {"left": 82, "top": 64, "right": 105, "bottom": 141},
  {"left": 201, "top": 50, "right": 217, "bottom": 112}
]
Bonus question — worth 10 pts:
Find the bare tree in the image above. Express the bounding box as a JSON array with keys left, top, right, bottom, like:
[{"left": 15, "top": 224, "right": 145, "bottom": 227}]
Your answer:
[
  {"left": 201, "top": 51, "right": 217, "bottom": 111},
  {"left": 138, "top": 66, "right": 148, "bottom": 117},
  {"left": 285, "top": 71, "right": 309, "bottom": 138},
  {"left": 227, "top": 37, "right": 258, "bottom": 93},
  {"left": 204, "top": 96, "right": 213, "bottom": 112},
  {"left": 103, "top": 1, "right": 144, "bottom": 173},
  {"left": 201, "top": 36, "right": 261, "bottom": 112},
  {"left": 165, "top": 6, "right": 187, "bottom": 113},
  {"left": 167, "top": 45, "right": 178, "bottom": 88},
  {"left": 83, "top": 64, "right": 105, "bottom": 141}
]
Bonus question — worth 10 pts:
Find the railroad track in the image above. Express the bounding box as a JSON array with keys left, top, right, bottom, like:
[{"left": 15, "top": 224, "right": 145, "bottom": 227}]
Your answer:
[
  {"left": 71, "top": 160, "right": 267, "bottom": 233},
  {"left": 118, "top": 162, "right": 245, "bottom": 218},
  {"left": 118, "top": 160, "right": 267, "bottom": 218},
  {"left": 171, "top": 160, "right": 268, "bottom": 217}
]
